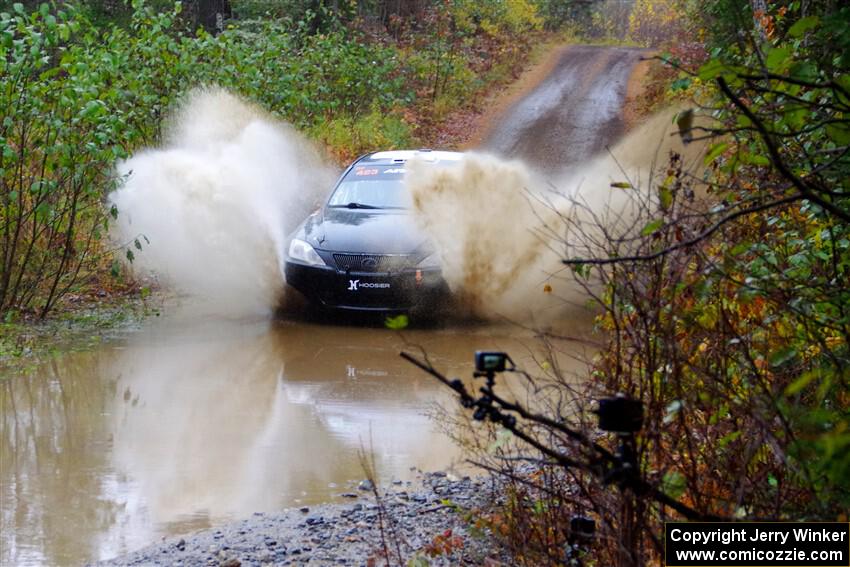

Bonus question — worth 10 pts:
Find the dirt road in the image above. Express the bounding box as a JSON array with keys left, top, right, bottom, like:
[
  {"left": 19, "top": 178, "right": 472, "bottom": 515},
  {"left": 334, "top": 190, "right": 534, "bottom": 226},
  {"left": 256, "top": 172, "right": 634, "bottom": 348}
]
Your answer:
[{"left": 482, "top": 45, "right": 647, "bottom": 174}]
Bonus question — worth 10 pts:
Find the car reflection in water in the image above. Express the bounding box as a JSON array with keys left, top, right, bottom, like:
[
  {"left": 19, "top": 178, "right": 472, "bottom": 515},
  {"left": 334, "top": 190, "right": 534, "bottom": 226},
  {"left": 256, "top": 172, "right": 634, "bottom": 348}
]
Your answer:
[
  {"left": 0, "top": 315, "right": 538, "bottom": 566},
  {"left": 104, "top": 320, "right": 513, "bottom": 553}
]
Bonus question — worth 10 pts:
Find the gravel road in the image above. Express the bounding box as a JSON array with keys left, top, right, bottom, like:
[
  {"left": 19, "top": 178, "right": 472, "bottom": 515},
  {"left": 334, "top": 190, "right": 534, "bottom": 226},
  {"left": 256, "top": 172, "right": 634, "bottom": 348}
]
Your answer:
[{"left": 483, "top": 44, "right": 647, "bottom": 174}]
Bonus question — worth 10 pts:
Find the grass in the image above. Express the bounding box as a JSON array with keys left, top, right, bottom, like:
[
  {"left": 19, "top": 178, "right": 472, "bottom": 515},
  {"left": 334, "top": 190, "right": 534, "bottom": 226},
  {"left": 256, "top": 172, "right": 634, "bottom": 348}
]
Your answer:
[{"left": 0, "top": 288, "right": 162, "bottom": 371}]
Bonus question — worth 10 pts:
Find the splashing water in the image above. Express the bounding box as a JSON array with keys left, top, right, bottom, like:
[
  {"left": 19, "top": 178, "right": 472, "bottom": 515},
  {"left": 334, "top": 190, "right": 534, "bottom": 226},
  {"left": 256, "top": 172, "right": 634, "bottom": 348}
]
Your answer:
[
  {"left": 109, "top": 92, "right": 702, "bottom": 323},
  {"left": 109, "top": 88, "right": 334, "bottom": 317},
  {"left": 407, "top": 109, "right": 707, "bottom": 323},
  {"left": 406, "top": 154, "right": 565, "bottom": 321}
]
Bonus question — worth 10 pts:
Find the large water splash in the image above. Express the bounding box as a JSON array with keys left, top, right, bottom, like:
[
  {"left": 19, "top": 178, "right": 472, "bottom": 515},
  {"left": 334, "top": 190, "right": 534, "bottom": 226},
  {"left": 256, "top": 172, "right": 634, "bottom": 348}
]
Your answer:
[
  {"left": 406, "top": 109, "right": 706, "bottom": 323},
  {"left": 109, "top": 88, "right": 334, "bottom": 317},
  {"left": 110, "top": 91, "right": 701, "bottom": 323}
]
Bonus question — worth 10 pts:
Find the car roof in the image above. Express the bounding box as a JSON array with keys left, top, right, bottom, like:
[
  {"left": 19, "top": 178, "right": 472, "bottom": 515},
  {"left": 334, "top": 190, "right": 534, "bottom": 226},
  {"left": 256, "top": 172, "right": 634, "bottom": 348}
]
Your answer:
[{"left": 358, "top": 150, "right": 464, "bottom": 165}]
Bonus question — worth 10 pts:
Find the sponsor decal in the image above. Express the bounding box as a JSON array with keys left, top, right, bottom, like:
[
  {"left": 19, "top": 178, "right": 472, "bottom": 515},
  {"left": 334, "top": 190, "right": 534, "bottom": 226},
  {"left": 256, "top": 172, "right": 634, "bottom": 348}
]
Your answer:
[
  {"left": 346, "top": 365, "right": 389, "bottom": 378},
  {"left": 354, "top": 167, "right": 379, "bottom": 176},
  {"left": 348, "top": 279, "right": 390, "bottom": 291},
  {"left": 382, "top": 168, "right": 406, "bottom": 174}
]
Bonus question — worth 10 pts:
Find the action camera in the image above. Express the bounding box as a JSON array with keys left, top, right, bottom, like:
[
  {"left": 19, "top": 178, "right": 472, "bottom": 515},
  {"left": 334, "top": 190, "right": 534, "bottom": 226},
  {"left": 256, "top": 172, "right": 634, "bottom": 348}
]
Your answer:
[{"left": 474, "top": 351, "right": 509, "bottom": 373}]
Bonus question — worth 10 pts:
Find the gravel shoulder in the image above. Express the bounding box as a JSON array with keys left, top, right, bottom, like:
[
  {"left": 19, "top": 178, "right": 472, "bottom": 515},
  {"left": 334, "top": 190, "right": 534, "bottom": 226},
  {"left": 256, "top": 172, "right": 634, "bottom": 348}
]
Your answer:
[{"left": 95, "top": 472, "right": 504, "bottom": 567}]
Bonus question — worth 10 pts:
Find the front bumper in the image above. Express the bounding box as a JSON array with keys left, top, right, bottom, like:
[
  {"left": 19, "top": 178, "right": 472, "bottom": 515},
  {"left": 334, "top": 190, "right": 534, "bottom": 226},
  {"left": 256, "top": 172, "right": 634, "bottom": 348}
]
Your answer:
[{"left": 284, "top": 261, "right": 449, "bottom": 312}]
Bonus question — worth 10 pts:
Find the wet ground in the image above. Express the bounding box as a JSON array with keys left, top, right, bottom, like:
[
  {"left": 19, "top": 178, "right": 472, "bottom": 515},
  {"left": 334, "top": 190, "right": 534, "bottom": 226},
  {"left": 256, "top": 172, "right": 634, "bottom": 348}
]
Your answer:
[
  {"left": 483, "top": 45, "right": 646, "bottom": 175},
  {"left": 0, "top": 44, "right": 643, "bottom": 566}
]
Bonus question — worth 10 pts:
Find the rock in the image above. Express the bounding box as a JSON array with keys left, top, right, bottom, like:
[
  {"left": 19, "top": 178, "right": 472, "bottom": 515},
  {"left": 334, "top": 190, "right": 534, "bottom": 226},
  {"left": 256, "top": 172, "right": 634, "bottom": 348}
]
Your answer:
[
  {"left": 95, "top": 469, "right": 503, "bottom": 567},
  {"left": 357, "top": 479, "right": 374, "bottom": 491}
]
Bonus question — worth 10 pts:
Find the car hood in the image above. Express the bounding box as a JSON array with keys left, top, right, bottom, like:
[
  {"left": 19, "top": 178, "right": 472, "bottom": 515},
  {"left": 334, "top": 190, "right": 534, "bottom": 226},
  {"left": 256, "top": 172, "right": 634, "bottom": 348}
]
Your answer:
[{"left": 303, "top": 208, "right": 429, "bottom": 255}]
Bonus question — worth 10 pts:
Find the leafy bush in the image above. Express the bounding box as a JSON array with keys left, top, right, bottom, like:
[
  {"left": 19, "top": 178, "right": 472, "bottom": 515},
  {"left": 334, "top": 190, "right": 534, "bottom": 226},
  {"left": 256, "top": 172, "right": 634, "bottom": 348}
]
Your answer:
[
  {"left": 403, "top": 2, "right": 848, "bottom": 565},
  {"left": 310, "top": 109, "right": 413, "bottom": 163},
  {"left": 0, "top": 3, "right": 133, "bottom": 316}
]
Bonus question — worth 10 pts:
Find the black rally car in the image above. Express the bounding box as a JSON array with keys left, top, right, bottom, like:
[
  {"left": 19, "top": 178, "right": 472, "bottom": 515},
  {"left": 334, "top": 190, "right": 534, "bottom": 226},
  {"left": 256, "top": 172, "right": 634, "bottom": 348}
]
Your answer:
[{"left": 284, "top": 150, "right": 461, "bottom": 312}]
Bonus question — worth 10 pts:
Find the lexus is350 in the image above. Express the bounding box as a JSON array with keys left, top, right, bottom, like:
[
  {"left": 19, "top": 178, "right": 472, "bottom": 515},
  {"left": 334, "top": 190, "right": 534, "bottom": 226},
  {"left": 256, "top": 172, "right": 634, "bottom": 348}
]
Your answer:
[{"left": 284, "top": 150, "right": 460, "bottom": 312}]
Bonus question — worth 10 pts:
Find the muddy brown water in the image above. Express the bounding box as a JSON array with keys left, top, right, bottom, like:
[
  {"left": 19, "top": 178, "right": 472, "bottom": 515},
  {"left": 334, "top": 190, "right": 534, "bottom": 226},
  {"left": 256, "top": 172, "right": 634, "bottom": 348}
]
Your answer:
[{"left": 0, "top": 316, "right": 595, "bottom": 566}]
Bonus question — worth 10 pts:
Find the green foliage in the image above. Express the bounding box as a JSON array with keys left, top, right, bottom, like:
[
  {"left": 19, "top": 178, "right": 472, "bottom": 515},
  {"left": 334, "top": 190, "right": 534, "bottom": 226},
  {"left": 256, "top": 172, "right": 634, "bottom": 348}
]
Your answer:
[
  {"left": 1, "top": 2, "right": 128, "bottom": 316},
  {"left": 533, "top": 0, "right": 588, "bottom": 30},
  {"left": 592, "top": 0, "right": 850, "bottom": 530},
  {"left": 231, "top": 0, "right": 303, "bottom": 21},
  {"left": 452, "top": 0, "right": 542, "bottom": 37},
  {"left": 311, "top": 108, "right": 413, "bottom": 162},
  {"left": 384, "top": 313, "right": 409, "bottom": 330}
]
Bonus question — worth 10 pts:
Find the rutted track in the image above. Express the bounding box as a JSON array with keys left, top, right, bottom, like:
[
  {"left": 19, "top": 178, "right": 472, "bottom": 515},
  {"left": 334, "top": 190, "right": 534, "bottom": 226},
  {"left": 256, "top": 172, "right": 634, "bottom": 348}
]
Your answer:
[{"left": 482, "top": 45, "right": 647, "bottom": 174}]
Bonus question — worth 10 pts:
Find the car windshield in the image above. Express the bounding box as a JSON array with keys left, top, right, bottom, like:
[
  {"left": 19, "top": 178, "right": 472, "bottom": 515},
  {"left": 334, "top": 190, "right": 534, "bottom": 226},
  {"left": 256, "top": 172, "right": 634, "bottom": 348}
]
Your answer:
[
  {"left": 328, "top": 179, "right": 410, "bottom": 209},
  {"left": 327, "top": 165, "right": 410, "bottom": 209}
]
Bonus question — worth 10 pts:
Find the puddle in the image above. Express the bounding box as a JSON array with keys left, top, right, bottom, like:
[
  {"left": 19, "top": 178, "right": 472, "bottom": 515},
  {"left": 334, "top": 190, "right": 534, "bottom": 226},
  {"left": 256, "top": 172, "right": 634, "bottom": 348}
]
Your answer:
[{"left": 0, "top": 315, "right": 594, "bottom": 565}]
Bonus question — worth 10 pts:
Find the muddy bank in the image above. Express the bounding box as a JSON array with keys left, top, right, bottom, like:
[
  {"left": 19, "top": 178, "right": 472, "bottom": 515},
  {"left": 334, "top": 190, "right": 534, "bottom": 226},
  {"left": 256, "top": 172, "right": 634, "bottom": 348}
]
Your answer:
[{"left": 95, "top": 472, "right": 504, "bottom": 566}]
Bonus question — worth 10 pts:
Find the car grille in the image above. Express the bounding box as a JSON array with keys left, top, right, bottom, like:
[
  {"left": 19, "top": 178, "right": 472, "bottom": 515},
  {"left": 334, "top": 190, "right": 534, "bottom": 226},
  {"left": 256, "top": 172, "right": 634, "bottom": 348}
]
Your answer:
[{"left": 333, "top": 253, "right": 413, "bottom": 273}]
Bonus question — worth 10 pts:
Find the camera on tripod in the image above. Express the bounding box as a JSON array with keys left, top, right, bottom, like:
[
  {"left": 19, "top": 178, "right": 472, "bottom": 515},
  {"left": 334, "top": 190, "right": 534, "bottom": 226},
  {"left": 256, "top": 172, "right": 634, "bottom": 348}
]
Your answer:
[{"left": 474, "top": 351, "right": 511, "bottom": 373}]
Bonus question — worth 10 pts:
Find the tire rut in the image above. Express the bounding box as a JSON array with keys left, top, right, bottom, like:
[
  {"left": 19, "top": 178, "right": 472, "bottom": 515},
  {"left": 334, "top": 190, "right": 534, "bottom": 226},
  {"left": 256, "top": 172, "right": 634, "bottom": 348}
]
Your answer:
[{"left": 482, "top": 45, "right": 649, "bottom": 176}]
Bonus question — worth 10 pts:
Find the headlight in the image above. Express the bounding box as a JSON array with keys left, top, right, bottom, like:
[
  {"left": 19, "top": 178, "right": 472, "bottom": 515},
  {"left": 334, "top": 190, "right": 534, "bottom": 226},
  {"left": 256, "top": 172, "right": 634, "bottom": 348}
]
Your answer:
[
  {"left": 417, "top": 252, "right": 441, "bottom": 269},
  {"left": 288, "top": 238, "right": 326, "bottom": 267}
]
